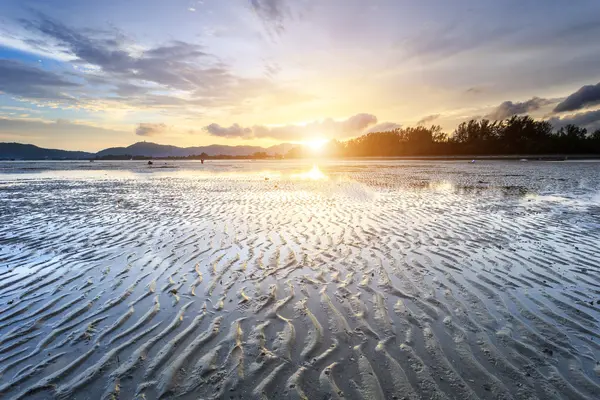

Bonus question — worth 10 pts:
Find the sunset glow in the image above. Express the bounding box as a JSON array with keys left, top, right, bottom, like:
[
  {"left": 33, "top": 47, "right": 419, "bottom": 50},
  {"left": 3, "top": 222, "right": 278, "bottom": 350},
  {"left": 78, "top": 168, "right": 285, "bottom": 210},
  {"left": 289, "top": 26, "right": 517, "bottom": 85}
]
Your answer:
[
  {"left": 3, "top": 1, "right": 600, "bottom": 398},
  {"left": 1, "top": 1, "right": 599, "bottom": 152},
  {"left": 305, "top": 138, "right": 329, "bottom": 152}
]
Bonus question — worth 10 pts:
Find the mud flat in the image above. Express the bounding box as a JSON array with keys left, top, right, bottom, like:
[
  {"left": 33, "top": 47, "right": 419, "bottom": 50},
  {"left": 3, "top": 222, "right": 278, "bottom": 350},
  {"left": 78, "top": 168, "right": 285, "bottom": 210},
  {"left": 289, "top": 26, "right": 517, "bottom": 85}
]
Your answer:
[{"left": 1, "top": 159, "right": 600, "bottom": 399}]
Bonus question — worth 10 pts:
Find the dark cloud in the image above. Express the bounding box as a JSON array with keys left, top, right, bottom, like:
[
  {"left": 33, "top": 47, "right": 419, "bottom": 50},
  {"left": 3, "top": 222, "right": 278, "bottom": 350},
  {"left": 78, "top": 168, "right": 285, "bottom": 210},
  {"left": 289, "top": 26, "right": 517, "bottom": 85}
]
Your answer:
[
  {"left": 553, "top": 82, "right": 600, "bottom": 113},
  {"left": 417, "top": 114, "right": 440, "bottom": 126},
  {"left": 21, "top": 15, "right": 268, "bottom": 101},
  {"left": 23, "top": 17, "right": 135, "bottom": 74},
  {"left": 0, "top": 59, "right": 79, "bottom": 100},
  {"left": 135, "top": 123, "right": 167, "bottom": 136},
  {"left": 143, "top": 40, "right": 207, "bottom": 60},
  {"left": 113, "top": 83, "right": 148, "bottom": 97},
  {"left": 547, "top": 109, "right": 600, "bottom": 132},
  {"left": 20, "top": 15, "right": 211, "bottom": 93},
  {"left": 486, "top": 97, "right": 555, "bottom": 120},
  {"left": 204, "top": 123, "right": 253, "bottom": 139},
  {"left": 9, "top": 15, "right": 318, "bottom": 114}
]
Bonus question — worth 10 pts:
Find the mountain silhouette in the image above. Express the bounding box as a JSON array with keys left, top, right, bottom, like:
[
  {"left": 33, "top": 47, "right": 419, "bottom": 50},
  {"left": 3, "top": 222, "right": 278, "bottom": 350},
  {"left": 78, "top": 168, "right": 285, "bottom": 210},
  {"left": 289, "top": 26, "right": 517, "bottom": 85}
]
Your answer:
[
  {"left": 1, "top": 141, "right": 297, "bottom": 160},
  {"left": 0, "top": 143, "right": 94, "bottom": 160}
]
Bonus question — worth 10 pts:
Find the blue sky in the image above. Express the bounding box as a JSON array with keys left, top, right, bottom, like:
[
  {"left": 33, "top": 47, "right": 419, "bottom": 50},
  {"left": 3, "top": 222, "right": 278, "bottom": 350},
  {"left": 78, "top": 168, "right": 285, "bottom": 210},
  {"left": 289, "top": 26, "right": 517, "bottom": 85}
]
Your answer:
[{"left": 1, "top": 0, "right": 600, "bottom": 151}]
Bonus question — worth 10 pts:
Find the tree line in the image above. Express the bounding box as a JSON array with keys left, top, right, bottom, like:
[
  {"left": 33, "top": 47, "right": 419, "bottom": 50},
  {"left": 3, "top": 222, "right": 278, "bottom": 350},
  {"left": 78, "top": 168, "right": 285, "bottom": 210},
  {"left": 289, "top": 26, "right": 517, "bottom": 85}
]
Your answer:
[{"left": 286, "top": 115, "right": 600, "bottom": 158}]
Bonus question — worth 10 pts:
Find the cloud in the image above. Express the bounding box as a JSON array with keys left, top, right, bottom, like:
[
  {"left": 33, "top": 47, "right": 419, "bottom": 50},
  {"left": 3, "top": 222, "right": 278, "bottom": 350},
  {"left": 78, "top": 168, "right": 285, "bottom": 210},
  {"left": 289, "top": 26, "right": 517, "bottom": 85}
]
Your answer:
[
  {"left": 398, "top": 20, "right": 515, "bottom": 64},
  {"left": 204, "top": 123, "right": 252, "bottom": 139},
  {"left": 18, "top": 16, "right": 212, "bottom": 100},
  {"left": 338, "top": 113, "right": 377, "bottom": 132},
  {"left": 204, "top": 113, "right": 381, "bottom": 141},
  {"left": 113, "top": 82, "right": 148, "bottom": 97},
  {"left": 264, "top": 62, "right": 282, "bottom": 78},
  {"left": 0, "top": 117, "right": 128, "bottom": 140},
  {"left": 553, "top": 82, "right": 600, "bottom": 113},
  {"left": 465, "top": 87, "right": 484, "bottom": 95},
  {"left": 416, "top": 114, "right": 440, "bottom": 126},
  {"left": 135, "top": 123, "right": 167, "bottom": 136},
  {"left": 365, "top": 122, "right": 402, "bottom": 133},
  {"left": 17, "top": 14, "right": 308, "bottom": 112},
  {"left": 250, "top": 0, "right": 289, "bottom": 35},
  {"left": 486, "top": 97, "right": 555, "bottom": 120},
  {"left": 255, "top": 113, "right": 378, "bottom": 141},
  {"left": 0, "top": 59, "right": 79, "bottom": 100},
  {"left": 143, "top": 40, "right": 207, "bottom": 60},
  {"left": 547, "top": 109, "right": 600, "bottom": 132},
  {"left": 23, "top": 17, "right": 140, "bottom": 74}
]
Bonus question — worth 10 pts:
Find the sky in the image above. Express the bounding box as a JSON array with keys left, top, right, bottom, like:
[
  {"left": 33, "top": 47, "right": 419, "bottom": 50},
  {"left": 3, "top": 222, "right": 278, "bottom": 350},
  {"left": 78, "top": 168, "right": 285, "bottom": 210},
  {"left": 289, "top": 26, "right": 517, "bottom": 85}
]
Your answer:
[{"left": 1, "top": 0, "right": 600, "bottom": 151}]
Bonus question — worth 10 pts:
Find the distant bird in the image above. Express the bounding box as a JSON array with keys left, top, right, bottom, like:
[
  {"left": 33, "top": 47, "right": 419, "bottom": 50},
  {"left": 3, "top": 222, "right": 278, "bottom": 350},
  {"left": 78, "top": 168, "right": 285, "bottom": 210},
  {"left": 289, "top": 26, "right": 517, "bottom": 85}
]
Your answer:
[{"left": 148, "top": 161, "right": 153, "bottom": 165}]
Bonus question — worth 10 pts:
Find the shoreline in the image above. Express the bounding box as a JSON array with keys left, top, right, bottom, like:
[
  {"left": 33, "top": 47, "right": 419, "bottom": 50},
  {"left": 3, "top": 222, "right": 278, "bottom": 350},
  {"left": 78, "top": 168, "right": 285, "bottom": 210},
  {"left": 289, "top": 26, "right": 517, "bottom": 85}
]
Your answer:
[{"left": 2, "top": 154, "right": 600, "bottom": 162}]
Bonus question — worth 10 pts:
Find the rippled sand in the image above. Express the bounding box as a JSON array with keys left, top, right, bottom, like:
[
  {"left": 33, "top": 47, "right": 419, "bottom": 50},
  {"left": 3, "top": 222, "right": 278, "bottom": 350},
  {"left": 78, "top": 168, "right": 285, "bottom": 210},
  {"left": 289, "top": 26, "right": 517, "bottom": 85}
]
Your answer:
[{"left": 1, "top": 160, "right": 600, "bottom": 399}]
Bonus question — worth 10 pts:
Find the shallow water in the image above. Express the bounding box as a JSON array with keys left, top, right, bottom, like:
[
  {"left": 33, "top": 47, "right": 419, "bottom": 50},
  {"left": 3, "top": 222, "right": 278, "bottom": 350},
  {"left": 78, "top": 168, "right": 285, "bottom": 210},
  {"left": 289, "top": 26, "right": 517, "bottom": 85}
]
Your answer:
[{"left": 1, "top": 159, "right": 600, "bottom": 399}]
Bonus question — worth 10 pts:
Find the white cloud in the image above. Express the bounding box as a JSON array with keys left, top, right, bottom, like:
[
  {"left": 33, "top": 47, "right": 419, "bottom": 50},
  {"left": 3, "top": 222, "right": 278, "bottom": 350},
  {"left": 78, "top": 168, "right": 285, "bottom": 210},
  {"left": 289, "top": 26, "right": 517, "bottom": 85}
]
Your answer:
[{"left": 204, "top": 113, "right": 381, "bottom": 141}]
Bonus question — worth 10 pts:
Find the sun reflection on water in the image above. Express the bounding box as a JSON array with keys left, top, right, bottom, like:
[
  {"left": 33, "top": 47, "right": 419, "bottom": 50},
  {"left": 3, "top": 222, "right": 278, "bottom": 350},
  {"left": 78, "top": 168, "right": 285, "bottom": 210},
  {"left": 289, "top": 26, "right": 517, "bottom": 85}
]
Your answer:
[{"left": 291, "top": 164, "right": 327, "bottom": 180}]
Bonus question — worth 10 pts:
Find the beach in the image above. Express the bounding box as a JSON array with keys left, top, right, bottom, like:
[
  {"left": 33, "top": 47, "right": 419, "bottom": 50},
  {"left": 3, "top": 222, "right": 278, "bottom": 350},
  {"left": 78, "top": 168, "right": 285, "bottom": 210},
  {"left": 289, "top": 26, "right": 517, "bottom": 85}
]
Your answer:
[{"left": 1, "top": 159, "right": 600, "bottom": 399}]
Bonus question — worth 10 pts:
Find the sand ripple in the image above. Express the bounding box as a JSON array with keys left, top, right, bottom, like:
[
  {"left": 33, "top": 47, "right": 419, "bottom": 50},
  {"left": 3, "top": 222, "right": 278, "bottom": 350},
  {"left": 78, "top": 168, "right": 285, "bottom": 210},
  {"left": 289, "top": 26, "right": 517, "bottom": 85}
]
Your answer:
[{"left": 1, "top": 160, "right": 600, "bottom": 399}]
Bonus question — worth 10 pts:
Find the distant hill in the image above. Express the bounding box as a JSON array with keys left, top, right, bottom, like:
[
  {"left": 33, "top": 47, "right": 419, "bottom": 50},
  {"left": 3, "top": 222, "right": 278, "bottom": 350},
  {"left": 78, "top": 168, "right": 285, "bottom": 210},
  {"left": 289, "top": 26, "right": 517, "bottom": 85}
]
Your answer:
[
  {"left": 265, "top": 143, "right": 297, "bottom": 156},
  {"left": 0, "top": 141, "right": 298, "bottom": 160},
  {"left": 95, "top": 141, "right": 296, "bottom": 158},
  {"left": 0, "top": 143, "right": 94, "bottom": 160}
]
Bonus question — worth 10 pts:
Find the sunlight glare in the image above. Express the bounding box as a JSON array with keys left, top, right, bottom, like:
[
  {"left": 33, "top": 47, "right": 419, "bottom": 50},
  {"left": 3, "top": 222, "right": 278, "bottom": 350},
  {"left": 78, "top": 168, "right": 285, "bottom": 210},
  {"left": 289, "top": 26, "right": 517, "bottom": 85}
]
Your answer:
[
  {"left": 305, "top": 138, "right": 329, "bottom": 152},
  {"left": 291, "top": 164, "right": 327, "bottom": 180}
]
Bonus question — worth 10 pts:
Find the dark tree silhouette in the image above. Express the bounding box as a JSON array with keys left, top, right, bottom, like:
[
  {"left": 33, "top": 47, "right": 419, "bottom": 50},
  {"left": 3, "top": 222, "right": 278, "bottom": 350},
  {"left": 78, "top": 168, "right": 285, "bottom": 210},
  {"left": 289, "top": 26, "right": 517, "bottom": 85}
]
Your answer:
[{"left": 287, "top": 115, "right": 600, "bottom": 158}]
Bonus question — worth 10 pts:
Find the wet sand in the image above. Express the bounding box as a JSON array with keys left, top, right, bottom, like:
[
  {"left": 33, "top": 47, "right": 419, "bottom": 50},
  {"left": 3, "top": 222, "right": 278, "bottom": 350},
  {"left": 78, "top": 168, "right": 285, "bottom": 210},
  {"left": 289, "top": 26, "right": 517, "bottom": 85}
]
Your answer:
[{"left": 1, "top": 159, "right": 600, "bottom": 399}]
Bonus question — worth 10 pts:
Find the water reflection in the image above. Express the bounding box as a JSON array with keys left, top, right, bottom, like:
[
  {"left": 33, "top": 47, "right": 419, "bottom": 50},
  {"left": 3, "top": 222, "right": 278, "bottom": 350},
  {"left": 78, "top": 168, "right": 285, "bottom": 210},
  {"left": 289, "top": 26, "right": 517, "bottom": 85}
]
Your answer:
[
  {"left": 409, "top": 179, "right": 531, "bottom": 197},
  {"left": 2, "top": 161, "right": 596, "bottom": 204},
  {"left": 0, "top": 160, "right": 332, "bottom": 182},
  {"left": 290, "top": 164, "right": 328, "bottom": 180}
]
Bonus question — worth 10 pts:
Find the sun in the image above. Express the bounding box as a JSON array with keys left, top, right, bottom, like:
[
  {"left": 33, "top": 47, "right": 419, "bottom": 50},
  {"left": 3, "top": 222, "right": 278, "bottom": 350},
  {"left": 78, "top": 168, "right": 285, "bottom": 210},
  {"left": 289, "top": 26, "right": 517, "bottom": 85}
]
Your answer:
[{"left": 305, "top": 138, "right": 329, "bottom": 151}]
